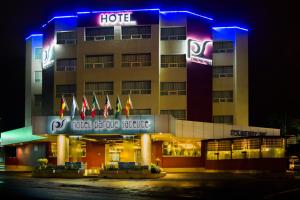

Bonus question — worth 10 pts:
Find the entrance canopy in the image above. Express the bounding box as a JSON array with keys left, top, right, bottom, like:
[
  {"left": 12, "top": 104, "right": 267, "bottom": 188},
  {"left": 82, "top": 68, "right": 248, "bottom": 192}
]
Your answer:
[{"left": 1, "top": 126, "right": 46, "bottom": 146}]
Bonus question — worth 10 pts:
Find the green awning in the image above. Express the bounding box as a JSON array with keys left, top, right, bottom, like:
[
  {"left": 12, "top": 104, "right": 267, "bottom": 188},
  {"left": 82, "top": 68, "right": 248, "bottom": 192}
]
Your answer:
[{"left": 0, "top": 126, "right": 46, "bottom": 146}]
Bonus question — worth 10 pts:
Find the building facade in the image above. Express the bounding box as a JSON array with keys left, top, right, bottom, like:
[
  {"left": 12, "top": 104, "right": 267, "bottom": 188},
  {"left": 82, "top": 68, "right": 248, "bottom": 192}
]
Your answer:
[{"left": 0, "top": 9, "right": 286, "bottom": 173}]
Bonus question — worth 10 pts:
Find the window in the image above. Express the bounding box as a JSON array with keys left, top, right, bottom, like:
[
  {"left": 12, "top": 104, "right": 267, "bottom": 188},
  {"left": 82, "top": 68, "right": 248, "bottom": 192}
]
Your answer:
[
  {"left": 232, "top": 138, "right": 260, "bottom": 159},
  {"left": 122, "top": 109, "right": 151, "bottom": 115},
  {"left": 213, "top": 91, "right": 233, "bottom": 102},
  {"left": 85, "top": 82, "right": 113, "bottom": 96},
  {"left": 160, "top": 110, "right": 186, "bottom": 120},
  {"left": 81, "top": 142, "right": 86, "bottom": 157},
  {"left": 56, "top": 84, "right": 76, "bottom": 98},
  {"left": 213, "top": 66, "right": 233, "bottom": 78},
  {"left": 213, "top": 115, "right": 233, "bottom": 124},
  {"left": 161, "top": 55, "right": 186, "bottom": 68},
  {"left": 160, "top": 82, "right": 186, "bottom": 95},
  {"left": 206, "top": 140, "right": 232, "bottom": 160},
  {"left": 161, "top": 27, "right": 186, "bottom": 40},
  {"left": 122, "top": 81, "right": 151, "bottom": 95},
  {"left": 85, "top": 55, "right": 113, "bottom": 69},
  {"left": 34, "top": 94, "right": 42, "bottom": 107},
  {"left": 34, "top": 47, "right": 42, "bottom": 60},
  {"left": 57, "top": 31, "right": 77, "bottom": 44},
  {"left": 261, "top": 138, "right": 285, "bottom": 158},
  {"left": 122, "top": 53, "right": 151, "bottom": 67},
  {"left": 34, "top": 71, "right": 42, "bottom": 83},
  {"left": 122, "top": 26, "right": 151, "bottom": 40},
  {"left": 213, "top": 41, "right": 234, "bottom": 53},
  {"left": 85, "top": 27, "right": 114, "bottom": 41},
  {"left": 49, "top": 143, "right": 57, "bottom": 157},
  {"left": 56, "top": 58, "right": 76, "bottom": 71},
  {"left": 163, "top": 141, "right": 201, "bottom": 157}
]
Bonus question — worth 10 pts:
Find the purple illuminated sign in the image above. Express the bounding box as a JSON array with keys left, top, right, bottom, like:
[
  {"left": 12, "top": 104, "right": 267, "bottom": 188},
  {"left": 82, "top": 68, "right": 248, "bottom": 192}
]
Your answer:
[
  {"left": 187, "top": 38, "right": 213, "bottom": 66},
  {"left": 98, "top": 12, "right": 137, "bottom": 26}
]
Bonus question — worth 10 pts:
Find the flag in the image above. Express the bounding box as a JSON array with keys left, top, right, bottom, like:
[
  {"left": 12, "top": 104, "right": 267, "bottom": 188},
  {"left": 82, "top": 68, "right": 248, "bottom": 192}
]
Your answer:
[
  {"left": 80, "top": 96, "right": 89, "bottom": 120},
  {"left": 71, "top": 95, "right": 78, "bottom": 119},
  {"left": 125, "top": 95, "right": 133, "bottom": 118},
  {"left": 103, "top": 95, "right": 111, "bottom": 118},
  {"left": 59, "top": 95, "right": 69, "bottom": 119},
  {"left": 114, "top": 96, "right": 122, "bottom": 118},
  {"left": 91, "top": 93, "right": 100, "bottom": 118}
]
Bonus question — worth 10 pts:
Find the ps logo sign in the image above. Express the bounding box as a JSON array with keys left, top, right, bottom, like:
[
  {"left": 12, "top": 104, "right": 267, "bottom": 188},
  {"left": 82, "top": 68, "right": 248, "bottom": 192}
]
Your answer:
[{"left": 187, "top": 38, "right": 212, "bottom": 66}]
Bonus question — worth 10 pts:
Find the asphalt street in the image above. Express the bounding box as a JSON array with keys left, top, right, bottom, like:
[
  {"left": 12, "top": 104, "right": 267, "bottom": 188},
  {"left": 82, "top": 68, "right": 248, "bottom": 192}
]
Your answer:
[{"left": 1, "top": 172, "right": 300, "bottom": 199}]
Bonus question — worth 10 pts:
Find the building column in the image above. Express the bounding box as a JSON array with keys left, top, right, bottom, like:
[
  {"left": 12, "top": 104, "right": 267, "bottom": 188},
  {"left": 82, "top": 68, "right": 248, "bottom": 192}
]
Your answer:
[
  {"left": 57, "top": 135, "right": 69, "bottom": 165},
  {"left": 141, "top": 134, "right": 151, "bottom": 166}
]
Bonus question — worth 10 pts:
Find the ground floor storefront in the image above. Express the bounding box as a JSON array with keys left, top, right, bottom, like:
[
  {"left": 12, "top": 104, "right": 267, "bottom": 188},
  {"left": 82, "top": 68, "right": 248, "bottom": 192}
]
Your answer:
[{"left": 3, "top": 134, "right": 288, "bottom": 173}]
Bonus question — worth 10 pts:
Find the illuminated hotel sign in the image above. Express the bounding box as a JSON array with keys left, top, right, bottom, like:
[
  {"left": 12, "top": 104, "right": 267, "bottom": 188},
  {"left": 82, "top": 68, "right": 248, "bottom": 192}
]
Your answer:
[
  {"left": 47, "top": 116, "right": 153, "bottom": 134},
  {"left": 42, "top": 42, "right": 55, "bottom": 69},
  {"left": 98, "top": 12, "right": 137, "bottom": 26},
  {"left": 187, "top": 38, "right": 213, "bottom": 66},
  {"left": 231, "top": 130, "right": 267, "bottom": 137}
]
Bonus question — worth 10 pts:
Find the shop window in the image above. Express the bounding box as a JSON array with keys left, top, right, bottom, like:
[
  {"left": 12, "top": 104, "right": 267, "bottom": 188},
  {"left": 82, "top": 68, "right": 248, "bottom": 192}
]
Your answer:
[
  {"left": 206, "top": 140, "right": 231, "bottom": 160},
  {"left": 261, "top": 138, "right": 285, "bottom": 158},
  {"left": 232, "top": 138, "right": 260, "bottom": 159},
  {"left": 49, "top": 143, "right": 57, "bottom": 157},
  {"left": 162, "top": 141, "right": 201, "bottom": 157},
  {"left": 81, "top": 143, "right": 86, "bottom": 157}
]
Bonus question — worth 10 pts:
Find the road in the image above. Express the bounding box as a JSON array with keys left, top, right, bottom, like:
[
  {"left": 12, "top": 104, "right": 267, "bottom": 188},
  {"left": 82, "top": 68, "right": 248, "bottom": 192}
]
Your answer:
[{"left": 1, "top": 172, "right": 300, "bottom": 199}]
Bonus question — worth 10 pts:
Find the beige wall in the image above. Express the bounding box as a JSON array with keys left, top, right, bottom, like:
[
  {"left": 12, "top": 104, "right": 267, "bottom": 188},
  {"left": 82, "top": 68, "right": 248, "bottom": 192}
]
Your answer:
[{"left": 212, "top": 31, "right": 249, "bottom": 126}]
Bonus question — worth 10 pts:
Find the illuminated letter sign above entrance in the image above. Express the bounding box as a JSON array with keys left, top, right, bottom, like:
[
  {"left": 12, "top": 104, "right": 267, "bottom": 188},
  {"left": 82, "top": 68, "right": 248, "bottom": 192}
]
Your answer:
[
  {"left": 98, "top": 12, "right": 137, "bottom": 26},
  {"left": 187, "top": 38, "right": 212, "bottom": 66},
  {"left": 45, "top": 116, "right": 154, "bottom": 134}
]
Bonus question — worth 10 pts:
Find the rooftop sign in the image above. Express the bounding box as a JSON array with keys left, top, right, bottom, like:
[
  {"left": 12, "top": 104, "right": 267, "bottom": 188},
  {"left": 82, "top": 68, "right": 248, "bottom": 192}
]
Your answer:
[{"left": 98, "top": 12, "right": 137, "bottom": 26}]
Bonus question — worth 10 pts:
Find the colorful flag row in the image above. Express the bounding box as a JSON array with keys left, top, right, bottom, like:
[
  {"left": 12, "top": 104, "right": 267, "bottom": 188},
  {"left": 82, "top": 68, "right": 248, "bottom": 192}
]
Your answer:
[{"left": 60, "top": 94, "right": 133, "bottom": 120}]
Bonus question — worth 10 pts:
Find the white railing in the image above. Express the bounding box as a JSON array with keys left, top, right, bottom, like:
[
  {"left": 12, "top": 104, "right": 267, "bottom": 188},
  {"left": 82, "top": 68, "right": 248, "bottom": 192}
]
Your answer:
[
  {"left": 213, "top": 97, "right": 233, "bottom": 103},
  {"left": 160, "top": 90, "right": 186, "bottom": 95},
  {"left": 161, "top": 63, "right": 186, "bottom": 68}
]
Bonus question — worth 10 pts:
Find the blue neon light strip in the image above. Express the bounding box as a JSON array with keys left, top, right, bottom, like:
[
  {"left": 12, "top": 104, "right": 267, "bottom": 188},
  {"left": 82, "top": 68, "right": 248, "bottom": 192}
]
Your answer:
[
  {"left": 47, "top": 15, "right": 77, "bottom": 24},
  {"left": 25, "top": 34, "right": 43, "bottom": 40},
  {"left": 160, "top": 11, "right": 213, "bottom": 21},
  {"left": 212, "top": 26, "right": 248, "bottom": 32},
  {"left": 91, "top": 8, "right": 160, "bottom": 14}
]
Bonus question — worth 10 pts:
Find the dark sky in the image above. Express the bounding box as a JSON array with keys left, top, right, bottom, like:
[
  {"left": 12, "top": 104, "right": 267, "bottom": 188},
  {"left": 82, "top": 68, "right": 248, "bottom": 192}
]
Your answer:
[{"left": 0, "top": 0, "right": 295, "bottom": 131}]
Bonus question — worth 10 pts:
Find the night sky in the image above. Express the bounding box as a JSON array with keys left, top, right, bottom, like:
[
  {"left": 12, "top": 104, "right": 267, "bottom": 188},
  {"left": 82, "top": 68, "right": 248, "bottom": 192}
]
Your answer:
[{"left": 0, "top": 0, "right": 294, "bottom": 132}]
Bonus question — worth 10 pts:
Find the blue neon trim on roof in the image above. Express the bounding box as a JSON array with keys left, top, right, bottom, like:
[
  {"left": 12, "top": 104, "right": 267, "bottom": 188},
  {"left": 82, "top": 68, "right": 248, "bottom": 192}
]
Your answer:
[
  {"left": 77, "top": 11, "right": 91, "bottom": 14},
  {"left": 212, "top": 26, "right": 248, "bottom": 32},
  {"left": 47, "top": 15, "right": 77, "bottom": 24},
  {"left": 160, "top": 11, "right": 213, "bottom": 21},
  {"left": 91, "top": 8, "right": 160, "bottom": 14},
  {"left": 25, "top": 34, "right": 43, "bottom": 40}
]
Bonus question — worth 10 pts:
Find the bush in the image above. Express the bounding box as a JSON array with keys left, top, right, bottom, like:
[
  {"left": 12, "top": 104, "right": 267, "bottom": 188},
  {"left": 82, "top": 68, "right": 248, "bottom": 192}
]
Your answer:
[
  {"left": 37, "top": 158, "right": 48, "bottom": 169},
  {"left": 150, "top": 163, "right": 161, "bottom": 174}
]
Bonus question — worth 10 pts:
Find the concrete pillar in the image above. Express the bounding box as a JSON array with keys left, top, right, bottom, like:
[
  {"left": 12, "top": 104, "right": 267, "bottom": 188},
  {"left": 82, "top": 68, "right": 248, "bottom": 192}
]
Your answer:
[
  {"left": 57, "top": 135, "right": 69, "bottom": 165},
  {"left": 141, "top": 134, "right": 151, "bottom": 166}
]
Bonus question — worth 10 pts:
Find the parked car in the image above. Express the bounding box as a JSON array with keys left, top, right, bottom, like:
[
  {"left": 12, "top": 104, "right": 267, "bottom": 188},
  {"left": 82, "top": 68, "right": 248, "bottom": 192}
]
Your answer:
[{"left": 289, "top": 156, "right": 300, "bottom": 171}]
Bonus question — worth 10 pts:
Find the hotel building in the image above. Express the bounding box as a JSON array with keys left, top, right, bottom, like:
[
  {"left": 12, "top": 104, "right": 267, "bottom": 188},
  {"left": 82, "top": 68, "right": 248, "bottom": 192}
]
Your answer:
[{"left": 0, "top": 9, "right": 286, "bottom": 172}]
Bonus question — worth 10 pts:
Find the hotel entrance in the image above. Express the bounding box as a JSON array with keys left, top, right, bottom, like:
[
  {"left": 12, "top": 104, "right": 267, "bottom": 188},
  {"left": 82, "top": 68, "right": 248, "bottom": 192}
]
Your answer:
[{"left": 104, "top": 135, "right": 142, "bottom": 167}]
